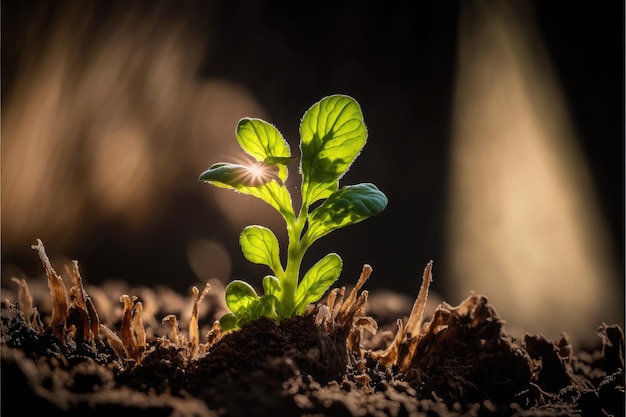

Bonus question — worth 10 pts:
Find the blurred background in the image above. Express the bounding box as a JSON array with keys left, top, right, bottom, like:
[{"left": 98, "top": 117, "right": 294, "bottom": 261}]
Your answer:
[{"left": 2, "top": 0, "right": 623, "bottom": 344}]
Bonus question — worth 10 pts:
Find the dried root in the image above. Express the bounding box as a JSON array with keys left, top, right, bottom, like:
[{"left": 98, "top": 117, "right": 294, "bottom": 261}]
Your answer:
[
  {"left": 30, "top": 239, "right": 100, "bottom": 346},
  {"left": 10, "top": 277, "right": 44, "bottom": 335},
  {"left": 12, "top": 240, "right": 226, "bottom": 370},
  {"left": 396, "top": 292, "right": 504, "bottom": 372},
  {"left": 368, "top": 259, "right": 527, "bottom": 382},
  {"left": 370, "top": 261, "right": 433, "bottom": 369},
  {"left": 116, "top": 295, "right": 146, "bottom": 363},
  {"left": 316, "top": 264, "right": 378, "bottom": 358},
  {"left": 31, "top": 239, "right": 70, "bottom": 344},
  {"left": 160, "top": 282, "right": 225, "bottom": 360},
  {"left": 597, "top": 322, "right": 625, "bottom": 374},
  {"left": 66, "top": 260, "right": 100, "bottom": 344}
]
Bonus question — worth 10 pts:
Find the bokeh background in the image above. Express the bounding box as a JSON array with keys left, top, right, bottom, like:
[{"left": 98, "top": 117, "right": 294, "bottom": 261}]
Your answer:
[{"left": 2, "top": 0, "right": 624, "bottom": 345}]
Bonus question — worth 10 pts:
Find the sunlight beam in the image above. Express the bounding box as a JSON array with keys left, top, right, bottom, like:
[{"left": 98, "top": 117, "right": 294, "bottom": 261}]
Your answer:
[{"left": 446, "top": 0, "right": 621, "bottom": 344}]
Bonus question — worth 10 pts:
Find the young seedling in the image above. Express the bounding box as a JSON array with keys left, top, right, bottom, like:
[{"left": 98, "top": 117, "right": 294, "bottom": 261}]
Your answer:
[{"left": 199, "top": 95, "right": 387, "bottom": 330}]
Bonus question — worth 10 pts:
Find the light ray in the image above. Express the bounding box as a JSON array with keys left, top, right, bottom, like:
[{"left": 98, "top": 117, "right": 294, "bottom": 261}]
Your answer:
[{"left": 447, "top": 1, "right": 621, "bottom": 344}]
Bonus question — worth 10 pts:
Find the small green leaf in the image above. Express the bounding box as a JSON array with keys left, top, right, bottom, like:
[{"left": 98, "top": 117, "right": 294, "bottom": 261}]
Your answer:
[
  {"left": 199, "top": 163, "right": 295, "bottom": 222},
  {"left": 250, "top": 295, "right": 278, "bottom": 319},
  {"left": 262, "top": 275, "right": 281, "bottom": 298},
  {"left": 240, "top": 226, "right": 283, "bottom": 275},
  {"left": 293, "top": 253, "right": 342, "bottom": 314},
  {"left": 304, "top": 183, "right": 388, "bottom": 245},
  {"left": 237, "top": 118, "right": 291, "bottom": 182},
  {"left": 224, "top": 280, "right": 260, "bottom": 316},
  {"left": 300, "top": 95, "right": 367, "bottom": 207},
  {"left": 219, "top": 313, "right": 238, "bottom": 331},
  {"left": 223, "top": 280, "right": 280, "bottom": 329}
]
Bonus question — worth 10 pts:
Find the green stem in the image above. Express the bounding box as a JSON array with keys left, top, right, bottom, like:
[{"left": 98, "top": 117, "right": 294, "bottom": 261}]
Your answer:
[{"left": 279, "top": 206, "right": 308, "bottom": 316}]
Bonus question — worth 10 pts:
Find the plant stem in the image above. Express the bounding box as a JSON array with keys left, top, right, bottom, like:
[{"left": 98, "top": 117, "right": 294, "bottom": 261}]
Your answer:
[{"left": 279, "top": 206, "right": 309, "bottom": 316}]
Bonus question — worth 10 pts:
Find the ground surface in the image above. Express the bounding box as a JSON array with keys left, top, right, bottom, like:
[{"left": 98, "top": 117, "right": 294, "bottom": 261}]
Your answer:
[{"left": 1, "top": 266, "right": 624, "bottom": 417}]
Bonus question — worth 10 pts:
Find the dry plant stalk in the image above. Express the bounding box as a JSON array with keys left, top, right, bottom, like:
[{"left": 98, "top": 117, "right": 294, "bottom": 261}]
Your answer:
[
  {"left": 162, "top": 314, "right": 183, "bottom": 346},
  {"left": 28, "top": 239, "right": 148, "bottom": 366},
  {"left": 372, "top": 285, "right": 518, "bottom": 375},
  {"left": 132, "top": 301, "right": 146, "bottom": 359},
  {"left": 31, "top": 239, "right": 69, "bottom": 344},
  {"left": 317, "top": 264, "right": 378, "bottom": 357},
  {"left": 405, "top": 261, "right": 433, "bottom": 338},
  {"left": 30, "top": 238, "right": 100, "bottom": 346},
  {"left": 160, "top": 283, "right": 224, "bottom": 360},
  {"left": 190, "top": 283, "right": 211, "bottom": 357},
  {"left": 17, "top": 239, "right": 224, "bottom": 369},
  {"left": 10, "top": 277, "right": 34, "bottom": 322},
  {"left": 10, "top": 277, "right": 44, "bottom": 334},
  {"left": 371, "top": 261, "right": 433, "bottom": 369},
  {"left": 119, "top": 295, "right": 147, "bottom": 364},
  {"left": 66, "top": 260, "right": 100, "bottom": 343},
  {"left": 205, "top": 320, "right": 225, "bottom": 348},
  {"left": 100, "top": 324, "right": 127, "bottom": 361}
]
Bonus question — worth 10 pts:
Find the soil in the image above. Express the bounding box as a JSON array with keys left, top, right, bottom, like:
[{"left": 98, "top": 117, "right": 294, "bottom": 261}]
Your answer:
[{"left": 1, "top": 249, "right": 624, "bottom": 417}]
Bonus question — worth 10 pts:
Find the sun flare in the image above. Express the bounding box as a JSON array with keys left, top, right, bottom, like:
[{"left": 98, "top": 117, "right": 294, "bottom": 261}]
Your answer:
[
  {"left": 248, "top": 162, "right": 269, "bottom": 182},
  {"left": 239, "top": 162, "right": 281, "bottom": 187}
]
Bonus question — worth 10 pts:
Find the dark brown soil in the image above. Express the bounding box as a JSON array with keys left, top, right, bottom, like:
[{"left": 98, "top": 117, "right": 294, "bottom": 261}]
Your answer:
[{"left": 1, "top": 270, "right": 624, "bottom": 417}]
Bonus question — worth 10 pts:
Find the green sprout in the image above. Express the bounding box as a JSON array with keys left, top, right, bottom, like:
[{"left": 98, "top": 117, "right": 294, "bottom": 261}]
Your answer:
[{"left": 199, "top": 95, "right": 388, "bottom": 330}]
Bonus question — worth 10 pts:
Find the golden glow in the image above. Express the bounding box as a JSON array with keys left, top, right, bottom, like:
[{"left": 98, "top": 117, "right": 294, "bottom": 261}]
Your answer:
[
  {"left": 447, "top": 1, "right": 620, "bottom": 343},
  {"left": 1, "top": 5, "right": 273, "bottom": 256},
  {"left": 186, "top": 238, "right": 232, "bottom": 283},
  {"left": 245, "top": 162, "right": 278, "bottom": 186}
]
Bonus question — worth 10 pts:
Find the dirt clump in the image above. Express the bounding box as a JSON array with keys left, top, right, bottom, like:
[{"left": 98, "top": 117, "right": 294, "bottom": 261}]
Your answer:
[{"left": 1, "top": 242, "right": 624, "bottom": 416}]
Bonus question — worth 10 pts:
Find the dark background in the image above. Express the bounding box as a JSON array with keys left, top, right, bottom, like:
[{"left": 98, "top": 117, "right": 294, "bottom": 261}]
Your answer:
[{"left": 2, "top": 1, "right": 624, "bottom": 305}]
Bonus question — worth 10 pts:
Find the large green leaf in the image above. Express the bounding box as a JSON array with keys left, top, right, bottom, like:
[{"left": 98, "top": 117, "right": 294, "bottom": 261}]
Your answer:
[
  {"left": 304, "top": 183, "right": 388, "bottom": 245},
  {"left": 293, "top": 253, "right": 342, "bottom": 314},
  {"left": 199, "top": 163, "right": 295, "bottom": 222},
  {"left": 299, "top": 95, "right": 367, "bottom": 207},
  {"left": 237, "top": 118, "right": 291, "bottom": 182},
  {"left": 240, "top": 226, "right": 283, "bottom": 275}
]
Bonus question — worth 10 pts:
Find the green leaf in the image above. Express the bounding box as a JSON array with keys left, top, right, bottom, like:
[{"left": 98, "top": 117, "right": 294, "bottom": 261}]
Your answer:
[
  {"left": 304, "top": 183, "right": 388, "bottom": 245},
  {"left": 199, "top": 163, "right": 295, "bottom": 222},
  {"left": 223, "top": 280, "right": 281, "bottom": 329},
  {"left": 240, "top": 226, "right": 283, "bottom": 275},
  {"left": 293, "top": 253, "right": 342, "bottom": 314},
  {"left": 299, "top": 95, "right": 367, "bottom": 207},
  {"left": 249, "top": 295, "right": 278, "bottom": 320},
  {"left": 237, "top": 118, "right": 291, "bottom": 182},
  {"left": 224, "top": 280, "right": 260, "bottom": 316},
  {"left": 246, "top": 181, "right": 295, "bottom": 222},
  {"left": 199, "top": 162, "right": 282, "bottom": 187},
  {"left": 219, "top": 313, "right": 238, "bottom": 331},
  {"left": 262, "top": 275, "right": 281, "bottom": 298},
  {"left": 264, "top": 155, "right": 298, "bottom": 166}
]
